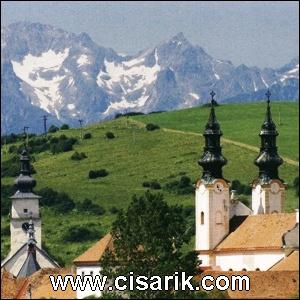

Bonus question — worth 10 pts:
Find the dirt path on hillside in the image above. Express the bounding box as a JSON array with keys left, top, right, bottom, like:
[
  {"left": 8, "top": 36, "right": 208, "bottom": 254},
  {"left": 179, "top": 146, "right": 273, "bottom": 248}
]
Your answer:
[{"left": 129, "top": 119, "right": 299, "bottom": 167}]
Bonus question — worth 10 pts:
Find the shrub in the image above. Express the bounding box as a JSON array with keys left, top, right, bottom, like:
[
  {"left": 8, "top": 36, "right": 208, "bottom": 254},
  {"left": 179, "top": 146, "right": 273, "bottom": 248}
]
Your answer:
[
  {"left": 231, "top": 180, "right": 241, "bottom": 191},
  {"left": 38, "top": 188, "right": 75, "bottom": 213},
  {"left": 243, "top": 185, "right": 252, "bottom": 195},
  {"left": 78, "top": 198, "right": 106, "bottom": 215},
  {"left": 1, "top": 225, "right": 10, "bottom": 236},
  {"left": 60, "top": 124, "right": 69, "bottom": 130},
  {"left": 179, "top": 176, "right": 191, "bottom": 188},
  {"left": 88, "top": 169, "right": 108, "bottom": 179},
  {"left": 142, "top": 181, "right": 161, "bottom": 190},
  {"left": 150, "top": 181, "right": 161, "bottom": 190},
  {"left": 50, "top": 137, "right": 77, "bottom": 154},
  {"left": 183, "top": 205, "right": 194, "bottom": 218},
  {"left": 83, "top": 133, "right": 92, "bottom": 139},
  {"left": 48, "top": 125, "right": 59, "bottom": 133},
  {"left": 1, "top": 184, "right": 15, "bottom": 215},
  {"left": 146, "top": 123, "right": 160, "bottom": 131},
  {"left": 105, "top": 132, "right": 115, "bottom": 139},
  {"left": 110, "top": 206, "right": 119, "bottom": 214},
  {"left": 62, "top": 226, "right": 102, "bottom": 242},
  {"left": 71, "top": 151, "right": 87, "bottom": 161},
  {"left": 59, "top": 134, "right": 68, "bottom": 140},
  {"left": 164, "top": 176, "right": 194, "bottom": 195}
]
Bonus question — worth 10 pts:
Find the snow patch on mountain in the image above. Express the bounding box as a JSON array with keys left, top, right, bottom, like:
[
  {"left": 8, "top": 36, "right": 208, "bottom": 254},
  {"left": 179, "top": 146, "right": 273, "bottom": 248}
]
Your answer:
[
  {"left": 77, "top": 54, "right": 90, "bottom": 67},
  {"left": 189, "top": 93, "right": 199, "bottom": 100},
  {"left": 11, "top": 48, "right": 69, "bottom": 113}
]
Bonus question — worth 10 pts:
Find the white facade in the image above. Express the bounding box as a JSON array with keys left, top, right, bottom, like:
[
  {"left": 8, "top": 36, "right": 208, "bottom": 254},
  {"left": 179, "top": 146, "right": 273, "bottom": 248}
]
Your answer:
[
  {"left": 76, "top": 265, "right": 102, "bottom": 299},
  {"left": 195, "top": 179, "right": 230, "bottom": 266},
  {"left": 10, "top": 196, "right": 41, "bottom": 255},
  {"left": 215, "top": 251, "right": 285, "bottom": 271},
  {"left": 252, "top": 179, "right": 285, "bottom": 215}
]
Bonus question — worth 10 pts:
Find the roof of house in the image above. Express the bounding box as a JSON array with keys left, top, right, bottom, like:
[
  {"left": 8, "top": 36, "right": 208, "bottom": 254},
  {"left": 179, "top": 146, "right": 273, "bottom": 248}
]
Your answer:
[
  {"left": 73, "top": 233, "right": 113, "bottom": 264},
  {"left": 197, "top": 270, "right": 299, "bottom": 299},
  {"left": 30, "top": 268, "right": 76, "bottom": 299},
  {"left": 1, "top": 269, "right": 27, "bottom": 299},
  {"left": 216, "top": 213, "right": 296, "bottom": 251},
  {"left": 269, "top": 251, "right": 299, "bottom": 271},
  {"left": 1, "top": 268, "right": 76, "bottom": 299},
  {"left": 282, "top": 223, "right": 299, "bottom": 249}
]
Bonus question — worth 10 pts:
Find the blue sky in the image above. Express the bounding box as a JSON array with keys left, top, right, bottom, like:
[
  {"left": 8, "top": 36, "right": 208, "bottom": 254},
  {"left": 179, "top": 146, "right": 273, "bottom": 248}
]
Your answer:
[{"left": 1, "top": 1, "right": 299, "bottom": 68}]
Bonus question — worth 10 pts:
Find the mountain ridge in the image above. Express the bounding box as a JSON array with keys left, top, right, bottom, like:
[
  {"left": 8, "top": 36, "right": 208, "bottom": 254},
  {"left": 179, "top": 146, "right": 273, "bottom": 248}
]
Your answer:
[{"left": 1, "top": 22, "right": 298, "bottom": 134}]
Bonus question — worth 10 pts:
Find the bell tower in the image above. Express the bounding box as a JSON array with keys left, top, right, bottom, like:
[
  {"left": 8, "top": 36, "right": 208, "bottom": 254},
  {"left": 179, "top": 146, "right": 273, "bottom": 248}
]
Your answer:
[
  {"left": 9, "top": 149, "right": 41, "bottom": 257},
  {"left": 252, "top": 90, "right": 285, "bottom": 214},
  {"left": 195, "top": 91, "right": 230, "bottom": 267}
]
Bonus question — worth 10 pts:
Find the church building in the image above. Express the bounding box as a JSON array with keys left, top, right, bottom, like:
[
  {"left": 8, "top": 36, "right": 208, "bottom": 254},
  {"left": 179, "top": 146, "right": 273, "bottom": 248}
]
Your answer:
[
  {"left": 1, "top": 149, "right": 59, "bottom": 277},
  {"left": 195, "top": 90, "right": 299, "bottom": 271}
]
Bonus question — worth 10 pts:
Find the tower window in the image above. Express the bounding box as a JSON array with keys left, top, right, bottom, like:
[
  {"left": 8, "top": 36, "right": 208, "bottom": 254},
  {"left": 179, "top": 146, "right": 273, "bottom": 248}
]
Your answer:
[
  {"left": 23, "top": 209, "right": 28, "bottom": 213},
  {"left": 201, "top": 212, "right": 204, "bottom": 225}
]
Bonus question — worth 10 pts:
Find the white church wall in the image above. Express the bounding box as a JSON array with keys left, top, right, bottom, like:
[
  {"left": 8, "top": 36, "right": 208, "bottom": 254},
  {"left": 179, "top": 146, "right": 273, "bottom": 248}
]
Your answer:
[
  {"left": 215, "top": 251, "right": 285, "bottom": 271},
  {"left": 10, "top": 219, "right": 42, "bottom": 253},
  {"left": 11, "top": 199, "right": 39, "bottom": 218},
  {"left": 195, "top": 186, "right": 210, "bottom": 251},
  {"left": 76, "top": 265, "right": 102, "bottom": 299}
]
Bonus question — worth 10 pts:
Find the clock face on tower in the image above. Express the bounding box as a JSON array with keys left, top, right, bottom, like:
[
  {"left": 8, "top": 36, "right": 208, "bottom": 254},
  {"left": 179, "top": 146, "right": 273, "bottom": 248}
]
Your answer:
[
  {"left": 270, "top": 182, "right": 280, "bottom": 194},
  {"left": 214, "top": 182, "right": 224, "bottom": 194}
]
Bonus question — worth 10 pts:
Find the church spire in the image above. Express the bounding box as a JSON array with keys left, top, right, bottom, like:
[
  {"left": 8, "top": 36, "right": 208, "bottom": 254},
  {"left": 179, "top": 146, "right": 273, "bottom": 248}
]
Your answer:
[
  {"left": 14, "top": 149, "right": 36, "bottom": 193},
  {"left": 198, "top": 91, "right": 227, "bottom": 183},
  {"left": 254, "top": 90, "right": 283, "bottom": 183}
]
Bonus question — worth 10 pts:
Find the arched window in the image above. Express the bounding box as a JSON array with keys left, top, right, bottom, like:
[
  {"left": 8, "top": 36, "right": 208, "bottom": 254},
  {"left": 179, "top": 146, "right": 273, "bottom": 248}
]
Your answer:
[
  {"left": 201, "top": 212, "right": 204, "bottom": 225},
  {"left": 215, "top": 211, "right": 222, "bottom": 224},
  {"left": 228, "top": 268, "right": 233, "bottom": 271},
  {"left": 242, "top": 268, "right": 247, "bottom": 271},
  {"left": 271, "top": 210, "right": 278, "bottom": 214},
  {"left": 255, "top": 268, "right": 260, "bottom": 271}
]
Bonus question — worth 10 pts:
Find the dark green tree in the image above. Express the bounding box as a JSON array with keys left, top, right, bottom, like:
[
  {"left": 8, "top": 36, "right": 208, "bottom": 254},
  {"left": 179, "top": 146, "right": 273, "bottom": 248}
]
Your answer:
[{"left": 101, "top": 191, "right": 197, "bottom": 299}]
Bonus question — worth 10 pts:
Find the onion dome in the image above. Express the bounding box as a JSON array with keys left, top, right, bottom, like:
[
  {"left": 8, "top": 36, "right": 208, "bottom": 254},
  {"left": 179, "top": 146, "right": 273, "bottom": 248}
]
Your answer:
[
  {"left": 14, "top": 149, "right": 36, "bottom": 193},
  {"left": 198, "top": 91, "right": 228, "bottom": 183},
  {"left": 254, "top": 90, "right": 283, "bottom": 184}
]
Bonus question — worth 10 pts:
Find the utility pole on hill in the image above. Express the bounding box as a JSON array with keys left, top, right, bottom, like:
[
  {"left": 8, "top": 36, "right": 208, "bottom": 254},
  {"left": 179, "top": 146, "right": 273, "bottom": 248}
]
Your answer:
[
  {"left": 78, "top": 119, "right": 84, "bottom": 140},
  {"left": 23, "top": 126, "right": 29, "bottom": 149},
  {"left": 43, "top": 115, "right": 48, "bottom": 135}
]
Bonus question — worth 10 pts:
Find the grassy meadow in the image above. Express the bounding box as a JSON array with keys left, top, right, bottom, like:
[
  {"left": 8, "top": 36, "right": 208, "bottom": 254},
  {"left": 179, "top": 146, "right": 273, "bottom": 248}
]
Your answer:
[{"left": 1, "top": 102, "right": 298, "bottom": 265}]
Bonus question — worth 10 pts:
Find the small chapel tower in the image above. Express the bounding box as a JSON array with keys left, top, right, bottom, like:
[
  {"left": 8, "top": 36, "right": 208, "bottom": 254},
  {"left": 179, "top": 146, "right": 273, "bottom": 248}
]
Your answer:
[
  {"left": 10, "top": 149, "right": 41, "bottom": 256},
  {"left": 252, "top": 90, "right": 285, "bottom": 214},
  {"left": 195, "top": 91, "right": 230, "bottom": 267}
]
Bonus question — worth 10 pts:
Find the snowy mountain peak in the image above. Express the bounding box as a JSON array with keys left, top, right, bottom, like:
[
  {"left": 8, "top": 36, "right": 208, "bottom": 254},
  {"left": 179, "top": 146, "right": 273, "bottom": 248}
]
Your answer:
[{"left": 1, "top": 22, "right": 298, "bottom": 134}]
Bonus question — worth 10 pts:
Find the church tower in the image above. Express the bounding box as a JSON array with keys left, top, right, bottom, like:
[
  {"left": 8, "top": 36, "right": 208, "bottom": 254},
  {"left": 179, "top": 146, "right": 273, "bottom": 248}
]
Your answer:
[
  {"left": 9, "top": 149, "right": 42, "bottom": 256},
  {"left": 195, "top": 91, "right": 230, "bottom": 267},
  {"left": 2, "top": 149, "right": 59, "bottom": 277},
  {"left": 252, "top": 90, "right": 285, "bottom": 214}
]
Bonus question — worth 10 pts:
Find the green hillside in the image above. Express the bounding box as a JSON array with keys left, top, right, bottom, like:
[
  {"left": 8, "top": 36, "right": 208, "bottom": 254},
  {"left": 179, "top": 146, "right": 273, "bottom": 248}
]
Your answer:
[
  {"left": 133, "top": 102, "right": 299, "bottom": 161},
  {"left": 1, "top": 102, "right": 298, "bottom": 266}
]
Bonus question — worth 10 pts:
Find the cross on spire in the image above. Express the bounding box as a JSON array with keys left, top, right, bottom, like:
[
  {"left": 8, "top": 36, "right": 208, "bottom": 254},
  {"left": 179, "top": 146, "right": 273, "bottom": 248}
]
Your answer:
[
  {"left": 266, "top": 89, "right": 271, "bottom": 104},
  {"left": 210, "top": 90, "right": 216, "bottom": 105}
]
